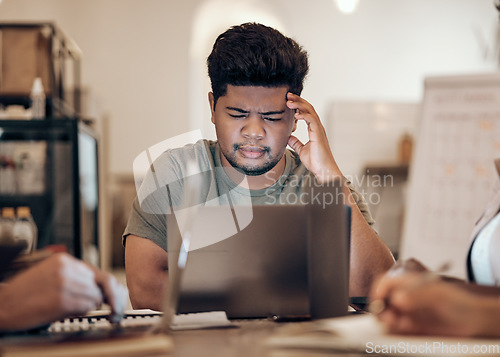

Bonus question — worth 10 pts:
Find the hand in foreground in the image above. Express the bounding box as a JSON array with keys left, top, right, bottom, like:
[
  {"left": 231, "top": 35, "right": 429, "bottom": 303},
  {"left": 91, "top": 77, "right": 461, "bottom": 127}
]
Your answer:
[
  {"left": 90, "top": 263, "right": 128, "bottom": 323},
  {"left": 369, "top": 271, "right": 499, "bottom": 337},
  {"left": 0, "top": 253, "right": 128, "bottom": 331},
  {"left": 286, "top": 92, "right": 340, "bottom": 183}
]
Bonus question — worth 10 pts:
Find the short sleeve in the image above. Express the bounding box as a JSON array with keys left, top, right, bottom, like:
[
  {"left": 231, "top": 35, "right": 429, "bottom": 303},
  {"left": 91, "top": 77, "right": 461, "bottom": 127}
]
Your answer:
[
  {"left": 345, "top": 179, "right": 376, "bottom": 227},
  {"left": 122, "top": 197, "right": 168, "bottom": 251}
]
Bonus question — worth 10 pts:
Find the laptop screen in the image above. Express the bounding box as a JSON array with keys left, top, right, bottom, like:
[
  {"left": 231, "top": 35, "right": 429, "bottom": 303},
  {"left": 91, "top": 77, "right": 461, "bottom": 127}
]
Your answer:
[{"left": 167, "top": 181, "right": 351, "bottom": 319}]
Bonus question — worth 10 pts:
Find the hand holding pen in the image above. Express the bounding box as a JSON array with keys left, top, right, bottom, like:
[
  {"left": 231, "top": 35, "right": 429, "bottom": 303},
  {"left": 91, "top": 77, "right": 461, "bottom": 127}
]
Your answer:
[{"left": 368, "top": 259, "right": 500, "bottom": 337}]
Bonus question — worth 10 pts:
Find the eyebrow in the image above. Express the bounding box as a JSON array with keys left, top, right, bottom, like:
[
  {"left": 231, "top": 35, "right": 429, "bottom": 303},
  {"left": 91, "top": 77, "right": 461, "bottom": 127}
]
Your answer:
[{"left": 226, "top": 107, "right": 285, "bottom": 116}]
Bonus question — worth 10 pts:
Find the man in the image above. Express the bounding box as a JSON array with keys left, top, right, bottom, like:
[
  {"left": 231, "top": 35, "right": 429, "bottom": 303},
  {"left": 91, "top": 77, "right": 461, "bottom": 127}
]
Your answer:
[
  {"left": 124, "top": 23, "right": 394, "bottom": 311},
  {"left": 0, "top": 252, "right": 127, "bottom": 331}
]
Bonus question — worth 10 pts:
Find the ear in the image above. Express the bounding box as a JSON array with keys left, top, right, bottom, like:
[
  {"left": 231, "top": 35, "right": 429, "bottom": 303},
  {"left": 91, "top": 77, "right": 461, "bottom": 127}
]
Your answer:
[
  {"left": 208, "top": 92, "right": 216, "bottom": 124},
  {"left": 292, "top": 118, "right": 298, "bottom": 133}
]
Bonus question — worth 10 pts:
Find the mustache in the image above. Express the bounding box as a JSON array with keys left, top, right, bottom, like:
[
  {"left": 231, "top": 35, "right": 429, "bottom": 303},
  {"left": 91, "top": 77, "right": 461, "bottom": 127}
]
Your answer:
[{"left": 233, "top": 143, "right": 271, "bottom": 153}]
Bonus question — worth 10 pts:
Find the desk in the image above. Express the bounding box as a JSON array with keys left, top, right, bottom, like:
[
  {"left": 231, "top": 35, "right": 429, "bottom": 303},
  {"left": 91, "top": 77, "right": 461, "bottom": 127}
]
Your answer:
[
  {"left": 5, "top": 315, "right": 498, "bottom": 356},
  {"left": 0, "top": 316, "right": 361, "bottom": 357},
  {"left": 169, "top": 318, "right": 361, "bottom": 357},
  {"left": 173, "top": 319, "right": 278, "bottom": 357},
  {"left": 170, "top": 315, "right": 500, "bottom": 357},
  {"left": 173, "top": 319, "right": 275, "bottom": 357}
]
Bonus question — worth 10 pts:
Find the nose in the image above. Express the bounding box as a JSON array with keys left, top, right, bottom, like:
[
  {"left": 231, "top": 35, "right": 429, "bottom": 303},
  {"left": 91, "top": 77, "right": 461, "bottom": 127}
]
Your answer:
[{"left": 241, "top": 115, "right": 265, "bottom": 140}]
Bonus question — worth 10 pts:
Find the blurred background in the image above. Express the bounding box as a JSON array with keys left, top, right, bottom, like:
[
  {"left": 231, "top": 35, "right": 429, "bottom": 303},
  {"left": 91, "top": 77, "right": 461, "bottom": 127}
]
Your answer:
[{"left": 0, "top": 0, "right": 498, "bottom": 272}]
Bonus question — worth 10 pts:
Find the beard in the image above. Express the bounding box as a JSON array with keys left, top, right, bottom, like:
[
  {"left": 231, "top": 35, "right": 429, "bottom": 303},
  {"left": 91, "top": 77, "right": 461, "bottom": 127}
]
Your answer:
[{"left": 221, "top": 143, "right": 282, "bottom": 176}]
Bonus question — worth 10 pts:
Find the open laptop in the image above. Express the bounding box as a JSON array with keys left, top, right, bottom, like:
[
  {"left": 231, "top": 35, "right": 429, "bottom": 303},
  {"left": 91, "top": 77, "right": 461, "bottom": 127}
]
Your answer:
[{"left": 167, "top": 182, "right": 351, "bottom": 319}]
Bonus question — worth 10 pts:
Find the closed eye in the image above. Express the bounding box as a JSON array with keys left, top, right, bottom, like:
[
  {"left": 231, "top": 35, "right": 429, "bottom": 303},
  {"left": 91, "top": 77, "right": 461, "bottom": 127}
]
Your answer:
[
  {"left": 229, "top": 114, "right": 247, "bottom": 119},
  {"left": 263, "top": 117, "right": 282, "bottom": 122}
]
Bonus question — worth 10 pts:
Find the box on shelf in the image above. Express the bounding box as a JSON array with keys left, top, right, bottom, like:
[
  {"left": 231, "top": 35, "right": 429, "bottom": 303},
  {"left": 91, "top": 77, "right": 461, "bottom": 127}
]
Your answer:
[
  {"left": 0, "top": 22, "right": 82, "bottom": 117},
  {"left": 0, "top": 26, "right": 52, "bottom": 96}
]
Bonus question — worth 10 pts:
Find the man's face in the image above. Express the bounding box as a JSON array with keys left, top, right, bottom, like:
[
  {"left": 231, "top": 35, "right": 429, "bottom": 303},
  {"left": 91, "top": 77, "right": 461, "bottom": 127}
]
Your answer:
[{"left": 209, "top": 85, "right": 296, "bottom": 177}]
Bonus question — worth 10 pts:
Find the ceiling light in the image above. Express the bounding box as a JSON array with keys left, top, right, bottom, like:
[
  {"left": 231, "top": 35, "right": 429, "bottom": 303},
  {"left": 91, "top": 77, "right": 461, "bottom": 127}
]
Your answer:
[{"left": 335, "top": 0, "right": 359, "bottom": 14}]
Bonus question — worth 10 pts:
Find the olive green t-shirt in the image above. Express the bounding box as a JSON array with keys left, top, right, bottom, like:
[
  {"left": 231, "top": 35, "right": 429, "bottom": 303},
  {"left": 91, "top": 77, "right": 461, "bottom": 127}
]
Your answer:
[{"left": 123, "top": 139, "right": 374, "bottom": 251}]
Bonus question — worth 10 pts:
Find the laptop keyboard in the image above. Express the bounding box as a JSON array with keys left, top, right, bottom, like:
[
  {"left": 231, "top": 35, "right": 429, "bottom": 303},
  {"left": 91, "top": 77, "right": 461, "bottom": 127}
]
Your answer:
[
  {"left": 48, "top": 310, "right": 162, "bottom": 333},
  {"left": 48, "top": 310, "right": 233, "bottom": 333}
]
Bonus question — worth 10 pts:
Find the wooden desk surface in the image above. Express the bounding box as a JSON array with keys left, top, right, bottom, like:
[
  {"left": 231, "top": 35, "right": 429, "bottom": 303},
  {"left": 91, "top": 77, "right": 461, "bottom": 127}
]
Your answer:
[
  {"left": 169, "top": 319, "right": 361, "bottom": 357},
  {"left": 0, "top": 313, "right": 363, "bottom": 356},
  {"left": 172, "top": 319, "right": 277, "bottom": 357}
]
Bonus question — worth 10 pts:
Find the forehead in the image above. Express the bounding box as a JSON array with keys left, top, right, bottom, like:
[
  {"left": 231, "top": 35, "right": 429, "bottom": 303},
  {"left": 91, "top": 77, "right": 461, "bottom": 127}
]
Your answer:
[{"left": 221, "top": 85, "right": 289, "bottom": 110}]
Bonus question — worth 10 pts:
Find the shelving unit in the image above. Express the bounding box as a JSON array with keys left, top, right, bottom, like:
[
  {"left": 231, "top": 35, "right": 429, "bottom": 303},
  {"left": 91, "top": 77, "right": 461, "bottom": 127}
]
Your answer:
[
  {"left": 0, "top": 119, "right": 99, "bottom": 263},
  {"left": 0, "top": 22, "right": 100, "bottom": 264}
]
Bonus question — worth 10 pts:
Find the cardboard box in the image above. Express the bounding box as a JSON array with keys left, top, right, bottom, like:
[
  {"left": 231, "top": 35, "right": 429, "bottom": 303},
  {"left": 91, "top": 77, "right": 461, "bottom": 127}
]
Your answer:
[{"left": 0, "top": 25, "right": 52, "bottom": 96}]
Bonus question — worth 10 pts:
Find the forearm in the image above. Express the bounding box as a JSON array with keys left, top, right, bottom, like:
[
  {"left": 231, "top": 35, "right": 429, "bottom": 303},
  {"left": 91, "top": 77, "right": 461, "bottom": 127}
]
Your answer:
[
  {"left": 456, "top": 282, "right": 500, "bottom": 298},
  {"left": 0, "top": 285, "right": 49, "bottom": 331},
  {"left": 341, "top": 181, "right": 395, "bottom": 296},
  {"left": 126, "top": 268, "right": 167, "bottom": 311},
  {"left": 475, "top": 295, "right": 500, "bottom": 337},
  {"left": 124, "top": 235, "right": 169, "bottom": 311},
  {"left": 0, "top": 283, "right": 17, "bottom": 330},
  {"left": 316, "top": 170, "right": 394, "bottom": 295},
  {"left": 0, "top": 277, "right": 59, "bottom": 331}
]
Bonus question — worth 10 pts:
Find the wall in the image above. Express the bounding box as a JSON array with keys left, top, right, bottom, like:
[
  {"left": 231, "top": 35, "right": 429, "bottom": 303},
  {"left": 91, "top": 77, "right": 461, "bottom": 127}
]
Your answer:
[
  {"left": 0, "top": 0, "right": 200, "bottom": 175},
  {"left": 0, "top": 0, "right": 497, "bottom": 174}
]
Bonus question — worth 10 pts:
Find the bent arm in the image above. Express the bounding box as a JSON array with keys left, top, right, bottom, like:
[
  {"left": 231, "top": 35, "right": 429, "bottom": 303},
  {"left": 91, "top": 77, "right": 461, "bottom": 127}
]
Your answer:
[
  {"left": 343, "top": 183, "right": 395, "bottom": 296},
  {"left": 124, "top": 234, "right": 169, "bottom": 311},
  {"left": 286, "top": 93, "right": 394, "bottom": 296}
]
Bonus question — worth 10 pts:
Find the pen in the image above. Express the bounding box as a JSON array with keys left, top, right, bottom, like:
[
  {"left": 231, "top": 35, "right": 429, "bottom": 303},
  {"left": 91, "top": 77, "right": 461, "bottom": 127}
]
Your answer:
[{"left": 271, "top": 315, "right": 310, "bottom": 323}]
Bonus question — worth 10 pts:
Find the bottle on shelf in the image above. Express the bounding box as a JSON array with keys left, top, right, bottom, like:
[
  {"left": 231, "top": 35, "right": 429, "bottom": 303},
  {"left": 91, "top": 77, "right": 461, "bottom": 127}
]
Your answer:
[
  {"left": 0, "top": 207, "right": 16, "bottom": 244},
  {"left": 30, "top": 77, "right": 46, "bottom": 120},
  {"left": 398, "top": 132, "right": 413, "bottom": 165},
  {"left": 0, "top": 143, "right": 17, "bottom": 194},
  {"left": 16, "top": 150, "right": 46, "bottom": 195},
  {"left": 12, "top": 206, "right": 38, "bottom": 253}
]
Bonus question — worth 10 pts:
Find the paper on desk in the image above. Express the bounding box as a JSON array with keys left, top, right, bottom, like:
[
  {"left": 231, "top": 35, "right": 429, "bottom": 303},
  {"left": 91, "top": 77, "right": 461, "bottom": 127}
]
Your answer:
[
  {"left": 267, "top": 314, "right": 500, "bottom": 356},
  {"left": 122, "top": 309, "right": 235, "bottom": 330},
  {"left": 171, "top": 311, "right": 234, "bottom": 331},
  {"left": 84, "top": 309, "right": 234, "bottom": 331}
]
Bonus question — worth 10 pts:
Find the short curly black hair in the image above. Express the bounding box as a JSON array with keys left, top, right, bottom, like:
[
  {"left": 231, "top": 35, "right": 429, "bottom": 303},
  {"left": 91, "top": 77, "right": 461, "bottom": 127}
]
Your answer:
[{"left": 207, "top": 23, "right": 309, "bottom": 105}]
